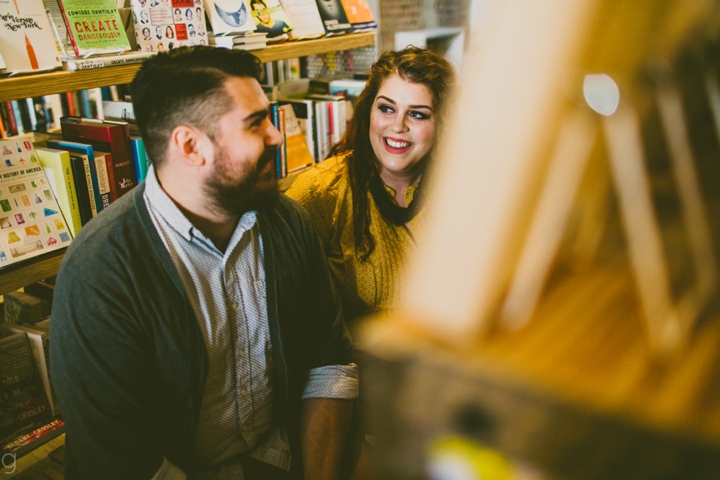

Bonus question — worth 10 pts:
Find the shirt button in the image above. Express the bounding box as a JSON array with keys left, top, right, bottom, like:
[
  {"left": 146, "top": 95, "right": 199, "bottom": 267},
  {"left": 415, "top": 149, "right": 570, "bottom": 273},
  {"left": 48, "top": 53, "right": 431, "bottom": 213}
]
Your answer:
[
  {"left": 238, "top": 348, "right": 245, "bottom": 356},
  {"left": 231, "top": 302, "right": 239, "bottom": 311},
  {"left": 241, "top": 388, "right": 247, "bottom": 395}
]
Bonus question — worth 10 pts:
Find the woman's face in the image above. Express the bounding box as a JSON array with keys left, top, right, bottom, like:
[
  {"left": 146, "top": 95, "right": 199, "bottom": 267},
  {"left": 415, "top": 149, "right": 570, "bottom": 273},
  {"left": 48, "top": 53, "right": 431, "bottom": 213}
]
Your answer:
[{"left": 369, "top": 74, "right": 438, "bottom": 183}]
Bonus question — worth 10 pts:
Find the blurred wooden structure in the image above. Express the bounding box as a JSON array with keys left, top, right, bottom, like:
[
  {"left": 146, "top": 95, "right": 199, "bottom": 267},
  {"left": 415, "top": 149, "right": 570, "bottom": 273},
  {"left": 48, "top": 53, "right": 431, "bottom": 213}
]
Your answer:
[{"left": 359, "top": 0, "right": 720, "bottom": 478}]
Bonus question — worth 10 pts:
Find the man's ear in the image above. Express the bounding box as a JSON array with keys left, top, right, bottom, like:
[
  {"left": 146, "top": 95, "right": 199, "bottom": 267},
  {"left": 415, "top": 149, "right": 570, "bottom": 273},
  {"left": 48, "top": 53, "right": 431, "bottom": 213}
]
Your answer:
[{"left": 170, "top": 125, "right": 210, "bottom": 167}]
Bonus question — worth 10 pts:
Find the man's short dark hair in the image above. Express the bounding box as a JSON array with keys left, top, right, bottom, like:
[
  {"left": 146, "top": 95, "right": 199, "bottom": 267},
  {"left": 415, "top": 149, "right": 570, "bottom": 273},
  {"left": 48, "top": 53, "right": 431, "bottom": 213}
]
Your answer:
[{"left": 131, "top": 46, "right": 262, "bottom": 168}]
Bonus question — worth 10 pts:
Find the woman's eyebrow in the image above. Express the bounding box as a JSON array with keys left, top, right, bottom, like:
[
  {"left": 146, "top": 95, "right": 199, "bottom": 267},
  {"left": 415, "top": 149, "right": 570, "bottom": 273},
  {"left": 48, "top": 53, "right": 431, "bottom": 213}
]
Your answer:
[{"left": 377, "top": 95, "right": 433, "bottom": 111}]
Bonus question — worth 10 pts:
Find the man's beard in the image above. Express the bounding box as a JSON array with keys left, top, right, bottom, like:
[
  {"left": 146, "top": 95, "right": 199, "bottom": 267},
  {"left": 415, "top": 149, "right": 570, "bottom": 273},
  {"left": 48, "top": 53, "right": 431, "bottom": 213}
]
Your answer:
[{"left": 205, "top": 145, "right": 279, "bottom": 216}]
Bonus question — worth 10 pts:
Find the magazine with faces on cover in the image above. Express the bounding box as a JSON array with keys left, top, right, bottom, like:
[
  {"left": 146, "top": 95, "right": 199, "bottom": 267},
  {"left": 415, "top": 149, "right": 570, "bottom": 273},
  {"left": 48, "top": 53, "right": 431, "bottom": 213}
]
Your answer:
[{"left": 131, "top": 0, "right": 208, "bottom": 52}]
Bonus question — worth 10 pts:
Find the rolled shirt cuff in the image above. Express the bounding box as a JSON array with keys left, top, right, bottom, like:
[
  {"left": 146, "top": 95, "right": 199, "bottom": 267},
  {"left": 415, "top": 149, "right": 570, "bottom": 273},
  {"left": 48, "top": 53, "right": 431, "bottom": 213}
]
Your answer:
[{"left": 301, "top": 363, "right": 359, "bottom": 400}]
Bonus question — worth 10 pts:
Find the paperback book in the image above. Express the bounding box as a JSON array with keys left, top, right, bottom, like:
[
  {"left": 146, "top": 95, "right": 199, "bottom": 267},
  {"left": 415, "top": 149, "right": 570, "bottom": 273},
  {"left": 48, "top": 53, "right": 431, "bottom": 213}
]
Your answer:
[
  {"left": 0, "top": 137, "right": 71, "bottom": 269},
  {"left": 339, "top": 0, "right": 376, "bottom": 31},
  {"left": 0, "top": 333, "right": 53, "bottom": 443},
  {"left": 314, "top": 0, "right": 351, "bottom": 34},
  {"left": 249, "top": 0, "right": 293, "bottom": 40},
  {"left": 0, "top": 0, "right": 62, "bottom": 74},
  {"left": 130, "top": 0, "right": 209, "bottom": 53},
  {"left": 57, "top": 0, "right": 132, "bottom": 57},
  {"left": 204, "top": 0, "right": 255, "bottom": 35},
  {"left": 279, "top": 0, "right": 325, "bottom": 39}
]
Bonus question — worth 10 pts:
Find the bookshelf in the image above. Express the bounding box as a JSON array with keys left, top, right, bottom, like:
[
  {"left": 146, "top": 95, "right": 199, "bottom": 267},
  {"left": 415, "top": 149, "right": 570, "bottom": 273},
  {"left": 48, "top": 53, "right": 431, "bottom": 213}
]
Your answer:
[
  {"left": 0, "top": 32, "right": 376, "bottom": 298},
  {"left": 0, "top": 32, "right": 375, "bottom": 102}
]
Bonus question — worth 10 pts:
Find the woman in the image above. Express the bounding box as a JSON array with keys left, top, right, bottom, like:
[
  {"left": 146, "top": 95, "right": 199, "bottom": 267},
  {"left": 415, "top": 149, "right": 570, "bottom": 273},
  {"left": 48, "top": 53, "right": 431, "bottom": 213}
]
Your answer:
[{"left": 286, "top": 47, "right": 456, "bottom": 324}]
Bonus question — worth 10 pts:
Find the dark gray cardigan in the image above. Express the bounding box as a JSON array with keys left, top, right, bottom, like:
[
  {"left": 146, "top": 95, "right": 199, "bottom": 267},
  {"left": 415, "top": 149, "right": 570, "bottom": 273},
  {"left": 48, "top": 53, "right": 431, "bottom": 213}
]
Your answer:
[{"left": 50, "top": 184, "right": 353, "bottom": 479}]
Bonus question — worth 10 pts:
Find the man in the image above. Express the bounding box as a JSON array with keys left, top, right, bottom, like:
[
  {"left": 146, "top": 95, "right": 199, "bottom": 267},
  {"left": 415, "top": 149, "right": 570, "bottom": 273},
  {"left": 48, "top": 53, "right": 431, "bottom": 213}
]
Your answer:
[{"left": 51, "top": 47, "right": 358, "bottom": 480}]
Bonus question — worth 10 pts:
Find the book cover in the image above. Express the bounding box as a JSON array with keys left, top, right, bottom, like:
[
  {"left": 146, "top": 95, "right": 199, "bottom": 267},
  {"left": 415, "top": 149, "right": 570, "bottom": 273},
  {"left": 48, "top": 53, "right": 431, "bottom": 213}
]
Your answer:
[
  {"left": 36, "top": 148, "right": 82, "bottom": 237},
  {"left": 0, "top": 0, "right": 62, "bottom": 73},
  {"left": 60, "top": 117, "right": 137, "bottom": 199},
  {"left": 205, "top": 0, "right": 255, "bottom": 35},
  {"left": 130, "top": 0, "right": 209, "bottom": 53},
  {"left": 339, "top": 0, "right": 376, "bottom": 30},
  {"left": 68, "top": 153, "right": 92, "bottom": 225},
  {"left": 278, "top": 0, "right": 325, "bottom": 39},
  {"left": 314, "top": 0, "right": 351, "bottom": 33},
  {"left": 0, "top": 333, "right": 52, "bottom": 442},
  {"left": 0, "top": 138, "right": 72, "bottom": 268},
  {"left": 279, "top": 99, "right": 316, "bottom": 162},
  {"left": 278, "top": 104, "right": 313, "bottom": 172},
  {"left": 46, "top": 140, "right": 103, "bottom": 216},
  {"left": 249, "top": 0, "right": 293, "bottom": 40},
  {"left": 57, "top": 0, "right": 132, "bottom": 57},
  {"left": 0, "top": 322, "right": 58, "bottom": 416}
]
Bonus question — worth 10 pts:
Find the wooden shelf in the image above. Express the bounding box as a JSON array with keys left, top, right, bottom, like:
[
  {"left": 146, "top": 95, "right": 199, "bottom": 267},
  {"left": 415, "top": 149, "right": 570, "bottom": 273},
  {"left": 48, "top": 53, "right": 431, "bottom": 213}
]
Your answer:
[
  {"left": 0, "top": 32, "right": 376, "bottom": 102},
  {"left": 0, "top": 249, "right": 65, "bottom": 296}
]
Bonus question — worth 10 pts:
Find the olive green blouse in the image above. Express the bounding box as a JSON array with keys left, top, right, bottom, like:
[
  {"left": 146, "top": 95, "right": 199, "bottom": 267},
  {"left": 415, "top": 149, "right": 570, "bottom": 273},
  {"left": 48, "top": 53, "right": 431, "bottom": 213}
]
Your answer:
[{"left": 285, "top": 154, "right": 424, "bottom": 323}]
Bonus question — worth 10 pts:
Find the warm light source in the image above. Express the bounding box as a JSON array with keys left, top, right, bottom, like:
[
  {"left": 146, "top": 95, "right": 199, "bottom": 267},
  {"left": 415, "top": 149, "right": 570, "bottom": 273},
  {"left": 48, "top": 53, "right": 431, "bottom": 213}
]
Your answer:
[{"left": 583, "top": 73, "right": 620, "bottom": 115}]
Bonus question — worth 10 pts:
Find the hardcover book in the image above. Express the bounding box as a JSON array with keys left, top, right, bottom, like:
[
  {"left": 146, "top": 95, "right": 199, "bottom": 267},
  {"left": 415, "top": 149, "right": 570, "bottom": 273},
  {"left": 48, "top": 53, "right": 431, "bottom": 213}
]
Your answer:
[
  {"left": 0, "top": 138, "right": 71, "bottom": 269},
  {"left": 60, "top": 117, "right": 137, "bottom": 199},
  {"left": 0, "top": 0, "right": 62, "bottom": 74},
  {"left": 0, "top": 333, "right": 52, "bottom": 442},
  {"left": 68, "top": 152, "right": 94, "bottom": 224},
  {"left": 3, "top": 291, "right": 50, "bottom": 324},
  {"left": 249, "top": 0, "right": 293, "bottom": 40},
  {"left": 130, "top": 0, "right": 209, "bottom": 53},
  {"left": 205, "top": 0, "right": 255, "bottom": 35},
  {"left": 36, "top": 148, "right": 82, "bottom": 237},
  {"left": 314, "top": 0, "right": 351, "bottom": 34},
  {"left": 57, "top": 0, "right": 132, "bottom": 57}
]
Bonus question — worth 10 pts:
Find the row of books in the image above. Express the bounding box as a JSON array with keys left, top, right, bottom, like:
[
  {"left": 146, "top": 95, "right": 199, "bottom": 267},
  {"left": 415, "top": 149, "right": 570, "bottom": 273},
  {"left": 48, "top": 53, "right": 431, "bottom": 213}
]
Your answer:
[
  {"left": 0, "top": 86, "right": 129, "bottom": 139},
  {"left": 0, "top": 0, "right": 375, "bottom": 75},
  {"left": 266, "top": 75, "right": 367, "bottom": 177},
  {"left": 0, "top": 282, "right": 66, "bottom": 459}
]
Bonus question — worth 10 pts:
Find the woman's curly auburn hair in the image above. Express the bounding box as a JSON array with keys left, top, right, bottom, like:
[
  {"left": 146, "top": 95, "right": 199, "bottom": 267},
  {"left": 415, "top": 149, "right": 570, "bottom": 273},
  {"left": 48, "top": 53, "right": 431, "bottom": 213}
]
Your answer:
[{"left": 328, "top": 46, "right": 456, "bottom": 260}]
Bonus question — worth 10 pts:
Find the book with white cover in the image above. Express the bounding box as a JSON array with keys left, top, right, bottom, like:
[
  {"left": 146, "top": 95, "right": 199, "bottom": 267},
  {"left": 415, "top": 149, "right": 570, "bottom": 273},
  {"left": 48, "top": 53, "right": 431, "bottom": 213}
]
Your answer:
[
  {"left": 0, "top": 0, "right": 62, "bottom": 74},
  {"left": 130, "top": 0, "right": 209, "bottom": 53},
  {"left": 204, "top": 0, "right": 256, "bottom": 35},
  {"left": 279, "top": 0, "right": 325, "bottom": 39}
]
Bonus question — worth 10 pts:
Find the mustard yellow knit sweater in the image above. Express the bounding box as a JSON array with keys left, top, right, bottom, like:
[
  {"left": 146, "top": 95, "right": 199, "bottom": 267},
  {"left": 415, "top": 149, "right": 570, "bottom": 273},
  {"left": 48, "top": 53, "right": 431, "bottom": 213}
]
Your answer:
[{"left": 285, "top": 154, "right": 424, "bottom": 322}]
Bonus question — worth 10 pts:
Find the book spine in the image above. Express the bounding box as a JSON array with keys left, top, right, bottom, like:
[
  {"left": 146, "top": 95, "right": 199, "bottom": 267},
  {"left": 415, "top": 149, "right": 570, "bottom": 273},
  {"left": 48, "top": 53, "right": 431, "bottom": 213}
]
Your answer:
[
  {"left": 270, "top": 102, "right": 281, "bottom": 178},
  {"left": 82, "top": 156, "right": 99, "bottom": 217},
  {"left": 131, "top": 137, "right": 149, "bottom": 184},
  {"left": 57, "top": 0, "right": 81, "bottom": 57},
  {"left": 3, "top": 102, "right": 16, "bottom": 136},
  {"left": 109, "top": 125, "right": 137, "bottom": 197},
  {"left": 25, "top": 98, "right": 37, "bottom": 131},
  {"left": 101, "top": 153, "right": 118, "bottom": 202},
  {"left": 63, "top": 52, "right": 155, "bottom": 71},
  {"left": 278, "top": 106, "right": 287, "bottom": 178},
  {"left": 32, "top": 97, "right": 48, "bottom": 132},
  {"left": 0, "top": 104, "right": 8, "bottom": 139},
  {"left": 94, "top": 155, "right": 112, "bottom": 210},
  {"left": 12, "top": 101, "right": 26, "bottom": 135},
  {"left": 69, "top": 156, "right": 92, "bottom": 225}
]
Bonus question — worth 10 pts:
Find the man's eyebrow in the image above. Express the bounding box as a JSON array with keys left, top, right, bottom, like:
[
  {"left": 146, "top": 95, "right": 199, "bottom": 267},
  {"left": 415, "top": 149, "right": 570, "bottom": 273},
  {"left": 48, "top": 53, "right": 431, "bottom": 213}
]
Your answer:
[
  {"left": 377, "top": 95, "right": 433, "bottom": 111},
  {"left": 244, "top": 108, "right": 269, "bottom": 124}
]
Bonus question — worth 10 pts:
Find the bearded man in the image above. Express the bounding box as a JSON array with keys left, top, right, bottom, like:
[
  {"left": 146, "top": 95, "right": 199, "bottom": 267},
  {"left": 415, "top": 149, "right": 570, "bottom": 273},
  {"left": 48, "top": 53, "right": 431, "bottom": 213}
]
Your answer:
[{"left": 51, "top": 47, "right": 357, "bottom": 480}]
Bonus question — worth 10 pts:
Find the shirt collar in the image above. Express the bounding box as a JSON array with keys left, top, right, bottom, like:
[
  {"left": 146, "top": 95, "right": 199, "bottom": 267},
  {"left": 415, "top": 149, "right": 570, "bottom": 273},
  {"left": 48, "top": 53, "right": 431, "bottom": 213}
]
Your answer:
[{"left": 143, "top": 165, "right": 258, "bottom": 245}]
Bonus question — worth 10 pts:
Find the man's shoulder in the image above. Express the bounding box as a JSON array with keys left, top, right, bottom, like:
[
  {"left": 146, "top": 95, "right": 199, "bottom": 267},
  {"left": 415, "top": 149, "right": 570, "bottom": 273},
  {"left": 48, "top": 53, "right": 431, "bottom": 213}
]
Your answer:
[{"left": 61, "top": 186, "right": 149, "bottom": 274}]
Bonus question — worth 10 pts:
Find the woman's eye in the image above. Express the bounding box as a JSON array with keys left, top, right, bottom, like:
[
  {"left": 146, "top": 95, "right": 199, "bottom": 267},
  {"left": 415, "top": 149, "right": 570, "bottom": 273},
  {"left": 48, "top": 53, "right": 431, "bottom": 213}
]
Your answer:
[
  {"left": 409, "top": 111, "right": 429, "bottom": 120},
  {"left": 379, "top": 104, "right": 394, "bottom": 114}
]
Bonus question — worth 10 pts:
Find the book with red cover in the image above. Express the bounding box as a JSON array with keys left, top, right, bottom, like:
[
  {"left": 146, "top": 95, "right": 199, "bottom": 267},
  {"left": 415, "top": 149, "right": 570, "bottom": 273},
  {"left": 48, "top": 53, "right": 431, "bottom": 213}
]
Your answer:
[{"left": 60, "top": 117, "right": 137, "bottom": 198}]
